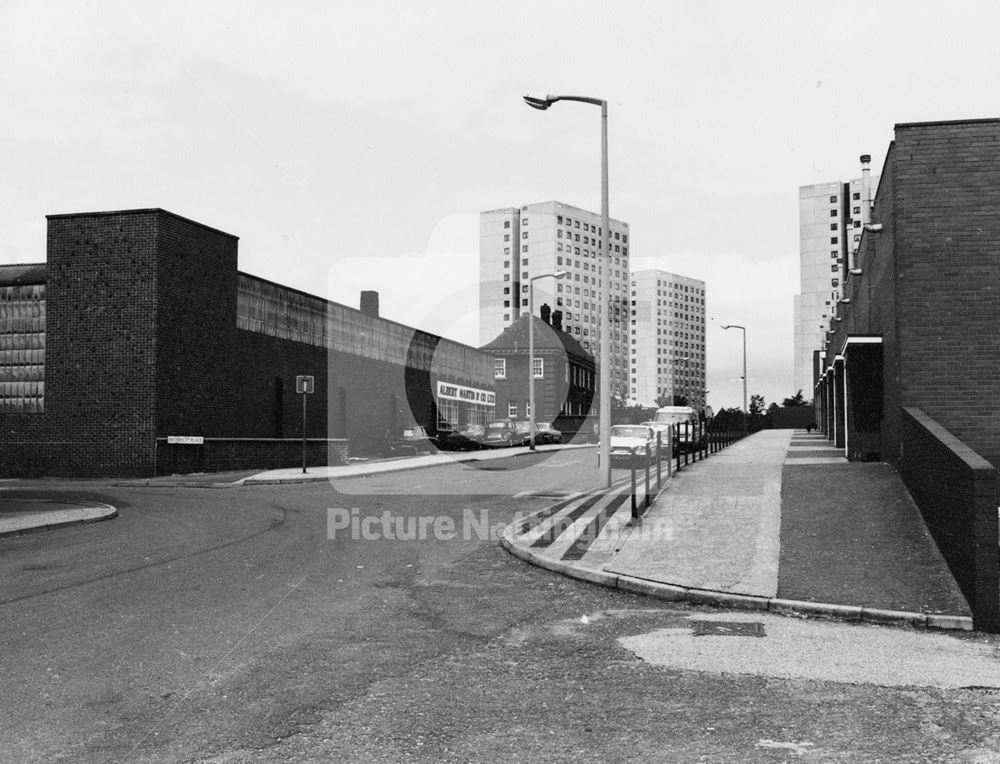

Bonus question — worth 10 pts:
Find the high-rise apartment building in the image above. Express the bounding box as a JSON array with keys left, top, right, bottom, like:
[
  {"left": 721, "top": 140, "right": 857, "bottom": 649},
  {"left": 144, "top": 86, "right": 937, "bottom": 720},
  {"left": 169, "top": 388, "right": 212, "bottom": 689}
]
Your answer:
[
  {"left": 629, "top": 270, "right": 707, "bottom": 411},
  {"left": 794, "top": 169, "right": 878, "bottom": 395},
  {"left": 479, "top": 201, "right": 632, "bottom": 398}
]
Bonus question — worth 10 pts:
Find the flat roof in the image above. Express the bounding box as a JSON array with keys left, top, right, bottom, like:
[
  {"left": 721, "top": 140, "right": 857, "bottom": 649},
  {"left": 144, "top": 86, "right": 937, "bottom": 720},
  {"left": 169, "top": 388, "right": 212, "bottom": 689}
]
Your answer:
[
  {"left": 895, "top": 117, "right": 1000, "bottom": 130},
  {"left": 45, "top": 208, "right": 239, "bottom": 241}
]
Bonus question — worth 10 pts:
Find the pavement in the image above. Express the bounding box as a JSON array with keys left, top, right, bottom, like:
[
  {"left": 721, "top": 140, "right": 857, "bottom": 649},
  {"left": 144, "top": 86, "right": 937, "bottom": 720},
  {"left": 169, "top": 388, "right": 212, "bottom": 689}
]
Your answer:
[
  {"left": 500, "top": 429, "right": 975, "bottom": 631},
  {"left": 0, "top": 492, "right": 117, "bottom": 538},
  {"left": 1, "top": 430, "right": 976, "bottom": 633}
]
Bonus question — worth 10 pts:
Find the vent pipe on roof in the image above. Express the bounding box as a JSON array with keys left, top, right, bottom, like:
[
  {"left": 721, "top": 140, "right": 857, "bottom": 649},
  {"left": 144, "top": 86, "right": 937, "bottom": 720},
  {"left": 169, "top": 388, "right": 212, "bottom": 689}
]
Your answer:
[{"left": 860, "top": 154, "right": 872, "bottom": 227}]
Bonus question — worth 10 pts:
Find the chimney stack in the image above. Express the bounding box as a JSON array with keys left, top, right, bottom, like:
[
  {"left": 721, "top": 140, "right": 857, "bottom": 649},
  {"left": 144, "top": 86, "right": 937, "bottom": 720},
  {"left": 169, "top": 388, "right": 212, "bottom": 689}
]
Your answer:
[
  {"left": 552, "top": 310, "right": 563, "bottom": 332},
  {"left": 360, "top": 290, "right": 380, "bottom": 319},
  {"left": 539, "top": 303, "right": 551, "bottom": 325}
]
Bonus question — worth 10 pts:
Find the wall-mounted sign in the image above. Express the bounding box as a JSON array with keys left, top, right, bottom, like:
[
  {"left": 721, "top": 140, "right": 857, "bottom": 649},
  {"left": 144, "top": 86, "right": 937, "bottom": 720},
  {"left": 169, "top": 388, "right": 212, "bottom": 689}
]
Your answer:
[
  {"left": 296, "top": 375, "right": 315, "bottom": 394},
  {"left": 167, "top": 436, "right": 204, "bottom": 445},
  {"left": 437, "top": 381, "right": 495, "bottom": 407}
]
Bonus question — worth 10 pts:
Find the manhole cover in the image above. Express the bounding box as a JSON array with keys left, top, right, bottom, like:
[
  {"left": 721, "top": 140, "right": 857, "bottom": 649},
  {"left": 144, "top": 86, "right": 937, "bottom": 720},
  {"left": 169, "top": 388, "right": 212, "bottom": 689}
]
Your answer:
[{"left": 691, "top": 620, "right": 766, "bottom": 637}]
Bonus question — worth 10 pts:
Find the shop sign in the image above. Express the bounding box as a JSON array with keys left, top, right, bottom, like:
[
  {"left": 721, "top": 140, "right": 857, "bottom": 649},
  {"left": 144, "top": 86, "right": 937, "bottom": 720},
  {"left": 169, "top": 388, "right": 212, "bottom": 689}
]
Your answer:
[{"left": 437, "top": 381, "right": 495, "bottom": 406}]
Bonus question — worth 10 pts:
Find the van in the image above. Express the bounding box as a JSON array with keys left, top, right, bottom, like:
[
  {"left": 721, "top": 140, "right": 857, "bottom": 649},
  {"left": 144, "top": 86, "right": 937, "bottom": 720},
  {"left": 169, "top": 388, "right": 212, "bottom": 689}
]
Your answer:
[{"left": 649, "top": 406, "right": 702, "bottom": 453}]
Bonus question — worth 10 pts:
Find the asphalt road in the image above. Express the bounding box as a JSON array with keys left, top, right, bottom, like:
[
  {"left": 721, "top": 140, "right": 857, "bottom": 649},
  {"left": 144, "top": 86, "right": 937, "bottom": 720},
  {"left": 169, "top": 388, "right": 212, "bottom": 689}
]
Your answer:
[{"left": 3, "top": 452, "right": 1000, "bottom": 762}]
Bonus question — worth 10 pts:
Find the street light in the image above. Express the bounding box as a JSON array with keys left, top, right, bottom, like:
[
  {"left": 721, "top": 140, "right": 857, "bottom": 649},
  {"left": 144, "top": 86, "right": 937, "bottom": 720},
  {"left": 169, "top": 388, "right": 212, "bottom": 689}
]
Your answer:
[
  {"left": 524, "top": 93, "right": 611, "bottom": 487},
  {"left": 720, "top": 324, "right": 747, "bottom": 413},
  {"left": 528, "top": 270, "right": 568, "bottom": 451}
]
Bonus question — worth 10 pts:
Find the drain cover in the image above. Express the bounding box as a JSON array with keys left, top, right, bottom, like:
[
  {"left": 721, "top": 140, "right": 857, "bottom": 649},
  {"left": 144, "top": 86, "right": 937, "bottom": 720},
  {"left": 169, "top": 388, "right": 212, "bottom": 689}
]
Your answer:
[{"left": 691, "top": 620, "right": 765, "bottom": 637}]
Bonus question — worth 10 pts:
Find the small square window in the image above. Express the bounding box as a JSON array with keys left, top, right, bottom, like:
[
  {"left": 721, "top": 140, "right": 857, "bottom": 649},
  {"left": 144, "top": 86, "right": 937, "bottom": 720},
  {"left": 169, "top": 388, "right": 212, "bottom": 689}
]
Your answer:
[
  {"left": 830, "top": 210, "right": 837, "bottom": 217},
  {"left": 830, "top": 195, "right": 837, "bottom": 203},
  {"left": 830, "top": 223, "right": 837, "bottom": 231},
  {"left": 504, "top": 220, "right": 511, "bottom": 229}
]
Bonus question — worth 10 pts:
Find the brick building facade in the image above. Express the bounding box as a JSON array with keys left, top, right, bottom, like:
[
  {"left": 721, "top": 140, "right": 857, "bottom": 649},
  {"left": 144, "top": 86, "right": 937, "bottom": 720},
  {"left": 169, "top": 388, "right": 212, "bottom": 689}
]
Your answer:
[
  {"left": 0, "top": 208, "right": 494, "bottom": 477},
  {"left": 480, "top": 306, "right": 596, "bottom": 436},
  {"left": 814, "top": 119, "right": 1000, "bottom": 629}
]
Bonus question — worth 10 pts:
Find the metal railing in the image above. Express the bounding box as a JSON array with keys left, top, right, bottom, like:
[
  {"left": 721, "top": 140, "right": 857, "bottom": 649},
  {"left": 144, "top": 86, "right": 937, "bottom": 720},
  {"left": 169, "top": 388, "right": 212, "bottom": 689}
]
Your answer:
[{"left": 628, "top": 420, "right": 749, "bottom": 522}]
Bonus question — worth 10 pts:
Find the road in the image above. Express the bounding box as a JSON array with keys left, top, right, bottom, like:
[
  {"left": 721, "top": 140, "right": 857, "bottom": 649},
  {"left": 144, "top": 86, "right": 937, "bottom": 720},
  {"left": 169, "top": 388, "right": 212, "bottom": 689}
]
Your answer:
[{"left": 2, "top": 451, "right": 1000, "bottom": 762}]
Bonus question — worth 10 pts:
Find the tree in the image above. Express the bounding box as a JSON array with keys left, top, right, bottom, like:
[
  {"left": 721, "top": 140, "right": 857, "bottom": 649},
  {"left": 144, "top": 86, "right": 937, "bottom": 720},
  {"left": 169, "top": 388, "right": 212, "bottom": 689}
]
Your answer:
[
  {"left": 749, "top": 394, "right": 766, "bottom": 416},
  {"left": 782, "top": 389, "right": 809, "bottom": 407}
]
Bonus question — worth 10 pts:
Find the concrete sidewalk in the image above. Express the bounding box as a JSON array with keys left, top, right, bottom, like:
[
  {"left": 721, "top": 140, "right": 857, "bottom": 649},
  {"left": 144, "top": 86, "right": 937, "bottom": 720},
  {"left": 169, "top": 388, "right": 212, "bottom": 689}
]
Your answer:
[
  {"left": 0, "top": 496, "right": 117, "bottom": 538},
  {"left": 502, "top": 429, "right": 974, "bottom": 631}
]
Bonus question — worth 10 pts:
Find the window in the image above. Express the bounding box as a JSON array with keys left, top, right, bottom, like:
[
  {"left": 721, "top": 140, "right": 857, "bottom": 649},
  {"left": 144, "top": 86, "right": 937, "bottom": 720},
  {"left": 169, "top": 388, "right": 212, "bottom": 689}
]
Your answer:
[
  {"left": 503, "top": 247, "right": 510, "bottom": 255},
  {"left": 831, "top": 237, "right": 838, "bottom": 244},
  {"left": 829, "top": 195, "right": 837, "bottom": 203},
  {"left": 853, "top": 192, "right": 861, "bottom": 200},
  {"left": 853, "top": 206, "right": 861, "bottom": 214},
  {"left": 830, "top": 251, "right": 838, "bottom": 259},
  {"left": 522, "top": 232, "right": 528, "bottom": 239},
  {"left": 503, "top": 274, "right": 510, "bottom": 282},
  {"left": 521, "top": 245, "right": 528, "bottom": 253},
  {"left": 504, "top": 234, "right": 510, "bottom": 242},
  {"left": 830, "top": 223, "right": 837, "bottom": 231},
  {"left": 503, "top": 287, "right": 510, "bottom": 294},
  {"left": 521, "top": 298, "right": 528, "bottom": 306},
  {"left": 503, "top": 260, "right": 509, "bottom": 268},
  {"left": 831, "top": 265, "right": 839, "bottom": 272},
  {"left": 494, "top": 358, "right": 506, "bottom": 378},
  {"left": 533, "top": 358, "right": 544, "bottom": 378},
  {"left": 508, "top": 402, "right": 518, "bottom": 417},
  {"left": 830, "top": 210, "right": 837, "bottom": 217},
  {"left": 504, "top": 220, "right": 510, "bottom": 228},
  {"left": 523, "top": 217, "right": 528, "bottom": 225}
]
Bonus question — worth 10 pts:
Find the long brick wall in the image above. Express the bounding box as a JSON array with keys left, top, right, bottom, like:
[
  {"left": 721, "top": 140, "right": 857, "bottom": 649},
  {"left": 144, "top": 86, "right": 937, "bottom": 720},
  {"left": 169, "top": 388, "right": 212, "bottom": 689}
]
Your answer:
[{"left": 0, "top": 208, "right": 495, "bottom": 477}]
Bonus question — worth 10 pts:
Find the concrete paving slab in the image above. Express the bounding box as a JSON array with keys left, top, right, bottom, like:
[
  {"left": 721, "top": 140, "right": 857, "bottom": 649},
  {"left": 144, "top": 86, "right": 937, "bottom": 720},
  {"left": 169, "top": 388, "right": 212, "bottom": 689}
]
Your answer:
[{"left": 604, "top": 430, "right": 791, "bottom": 597}]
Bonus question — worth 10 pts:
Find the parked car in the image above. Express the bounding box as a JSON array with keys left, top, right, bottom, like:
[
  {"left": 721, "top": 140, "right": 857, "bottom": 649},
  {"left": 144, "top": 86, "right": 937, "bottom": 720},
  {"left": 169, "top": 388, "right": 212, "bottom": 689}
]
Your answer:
[
  {"left": 513, "top": 420, "right": 533, "bottom": 446},
  {"left": 608, "top": 424, "right": 657, "bottom": 466},
  {"left": 639, "top": 421, "right": 672, "bottom": 458},
  {"left": 387, "top": 425, "right": 437, "bottom": 455},
  {"left": 534, "top": 422, "right": 563, "bottom": 445},
  {"left": 479, "top": 418, "right": 519, "bottom": 448},
  {"left": 438, "top": 423, "right": 485, "bottom": 451}
]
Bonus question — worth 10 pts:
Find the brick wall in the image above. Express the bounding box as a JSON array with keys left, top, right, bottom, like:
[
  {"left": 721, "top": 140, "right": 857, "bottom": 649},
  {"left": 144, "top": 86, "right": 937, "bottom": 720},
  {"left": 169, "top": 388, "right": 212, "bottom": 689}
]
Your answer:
[
  {"left": 894, "top": 121, "right": 1000, "bottom": 468},
  {"left": 900, "top": 407, "right": 998, "bottom": 630},
  {"left": 1, "top": 208, "right": 494, "bottom": 476}
]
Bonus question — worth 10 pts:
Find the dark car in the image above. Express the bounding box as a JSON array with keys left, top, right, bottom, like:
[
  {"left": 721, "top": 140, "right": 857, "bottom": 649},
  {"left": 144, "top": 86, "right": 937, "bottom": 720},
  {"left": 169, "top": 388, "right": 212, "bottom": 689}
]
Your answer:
[
  {"left": 480, "top": 419, "right": 519, "bottom": 448},
  {"left": 534, "top": 422, "right": 563, "bottom": 445},
  {"left": 386, "top": 425, "right": 437, "bottom": 455},
  {"left": 513, "top": 420, "right": 532, "bottom": 446},
  {"left": 438, "top": 423, "right": 485, "bottom": 451}
]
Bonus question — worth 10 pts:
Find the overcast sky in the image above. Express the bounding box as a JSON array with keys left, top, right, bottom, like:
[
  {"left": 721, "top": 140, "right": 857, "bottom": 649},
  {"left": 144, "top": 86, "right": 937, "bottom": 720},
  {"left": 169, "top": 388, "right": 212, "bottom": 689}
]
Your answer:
[{"left": 4, "top": 1, "right": 999, "bottom": 410}]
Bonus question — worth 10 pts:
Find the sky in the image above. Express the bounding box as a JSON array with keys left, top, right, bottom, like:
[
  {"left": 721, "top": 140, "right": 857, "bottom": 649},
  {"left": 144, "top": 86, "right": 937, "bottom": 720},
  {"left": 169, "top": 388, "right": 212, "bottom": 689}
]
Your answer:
[{"left": 3, "top": 0, "right": 1000, "bottom": 411}]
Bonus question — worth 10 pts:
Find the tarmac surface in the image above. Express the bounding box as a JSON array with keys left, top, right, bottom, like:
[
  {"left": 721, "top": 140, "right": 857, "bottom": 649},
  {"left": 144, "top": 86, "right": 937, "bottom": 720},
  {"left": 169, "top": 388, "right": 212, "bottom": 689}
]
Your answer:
[{"left": 1, "top": 430, "right": 976, "bottom": 631}]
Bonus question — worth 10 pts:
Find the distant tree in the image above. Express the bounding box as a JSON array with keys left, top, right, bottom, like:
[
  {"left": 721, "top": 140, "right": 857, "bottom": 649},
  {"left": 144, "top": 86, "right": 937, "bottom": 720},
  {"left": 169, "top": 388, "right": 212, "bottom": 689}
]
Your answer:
[
  {"left": 782, "top": 389, "right": 809, "bottom": 407},
  {"left": 749, "top": 394, "right": 766, "bottom": 416},
  {"left": 767, "top": 402, "right": 780, "bottom": 416},
  {"left": 672, "top": 394, "right": 689, "bottom": 406}
]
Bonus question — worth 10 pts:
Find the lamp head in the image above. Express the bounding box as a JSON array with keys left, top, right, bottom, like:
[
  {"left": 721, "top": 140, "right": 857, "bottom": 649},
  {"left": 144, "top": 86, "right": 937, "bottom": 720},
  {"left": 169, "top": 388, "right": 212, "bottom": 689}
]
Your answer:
[
  {"left": 523, "top": 94, "right": 553, "bottom": 110},
  {"left": 553, "top": 269, "right": 568, "bottom": 279}
]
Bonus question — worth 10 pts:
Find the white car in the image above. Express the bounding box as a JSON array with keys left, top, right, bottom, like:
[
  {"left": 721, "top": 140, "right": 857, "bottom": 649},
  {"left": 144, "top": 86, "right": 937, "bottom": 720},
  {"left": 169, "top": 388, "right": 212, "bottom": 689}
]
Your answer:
[{"left": 608, "top": 424, "right": 657, "bottom": 466}]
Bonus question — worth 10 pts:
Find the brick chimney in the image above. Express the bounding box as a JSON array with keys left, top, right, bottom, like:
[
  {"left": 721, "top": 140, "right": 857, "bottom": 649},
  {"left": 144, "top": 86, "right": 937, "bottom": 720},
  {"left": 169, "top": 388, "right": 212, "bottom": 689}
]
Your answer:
[
  {"left": 552, "top": 310, "right": 563, "bottom": 332},
  {"left": 539, "top": 303, "right": 551, "bottom": 325},
  {"left": 360, "top": 290, "right": 379, "bottom": 319}
]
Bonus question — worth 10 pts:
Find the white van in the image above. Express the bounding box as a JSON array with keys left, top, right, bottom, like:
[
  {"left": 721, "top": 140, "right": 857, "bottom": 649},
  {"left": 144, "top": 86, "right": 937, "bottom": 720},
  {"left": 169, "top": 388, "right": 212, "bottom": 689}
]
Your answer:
[{"left": 647, "top": 405, "right": 702, "bottom": 453}]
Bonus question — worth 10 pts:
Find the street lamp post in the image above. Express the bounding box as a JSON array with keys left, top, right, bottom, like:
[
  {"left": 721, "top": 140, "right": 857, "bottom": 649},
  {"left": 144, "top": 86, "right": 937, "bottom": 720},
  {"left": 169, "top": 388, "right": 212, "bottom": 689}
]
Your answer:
[
  {"left": 720, "top": 324, "right": 747, "bottom": 413},
  {"left": 524, "top": 93, "right": 612, "bottom": 487},
  {"left": 528, "top": 270, "right": 567, "bottom": 451}
]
